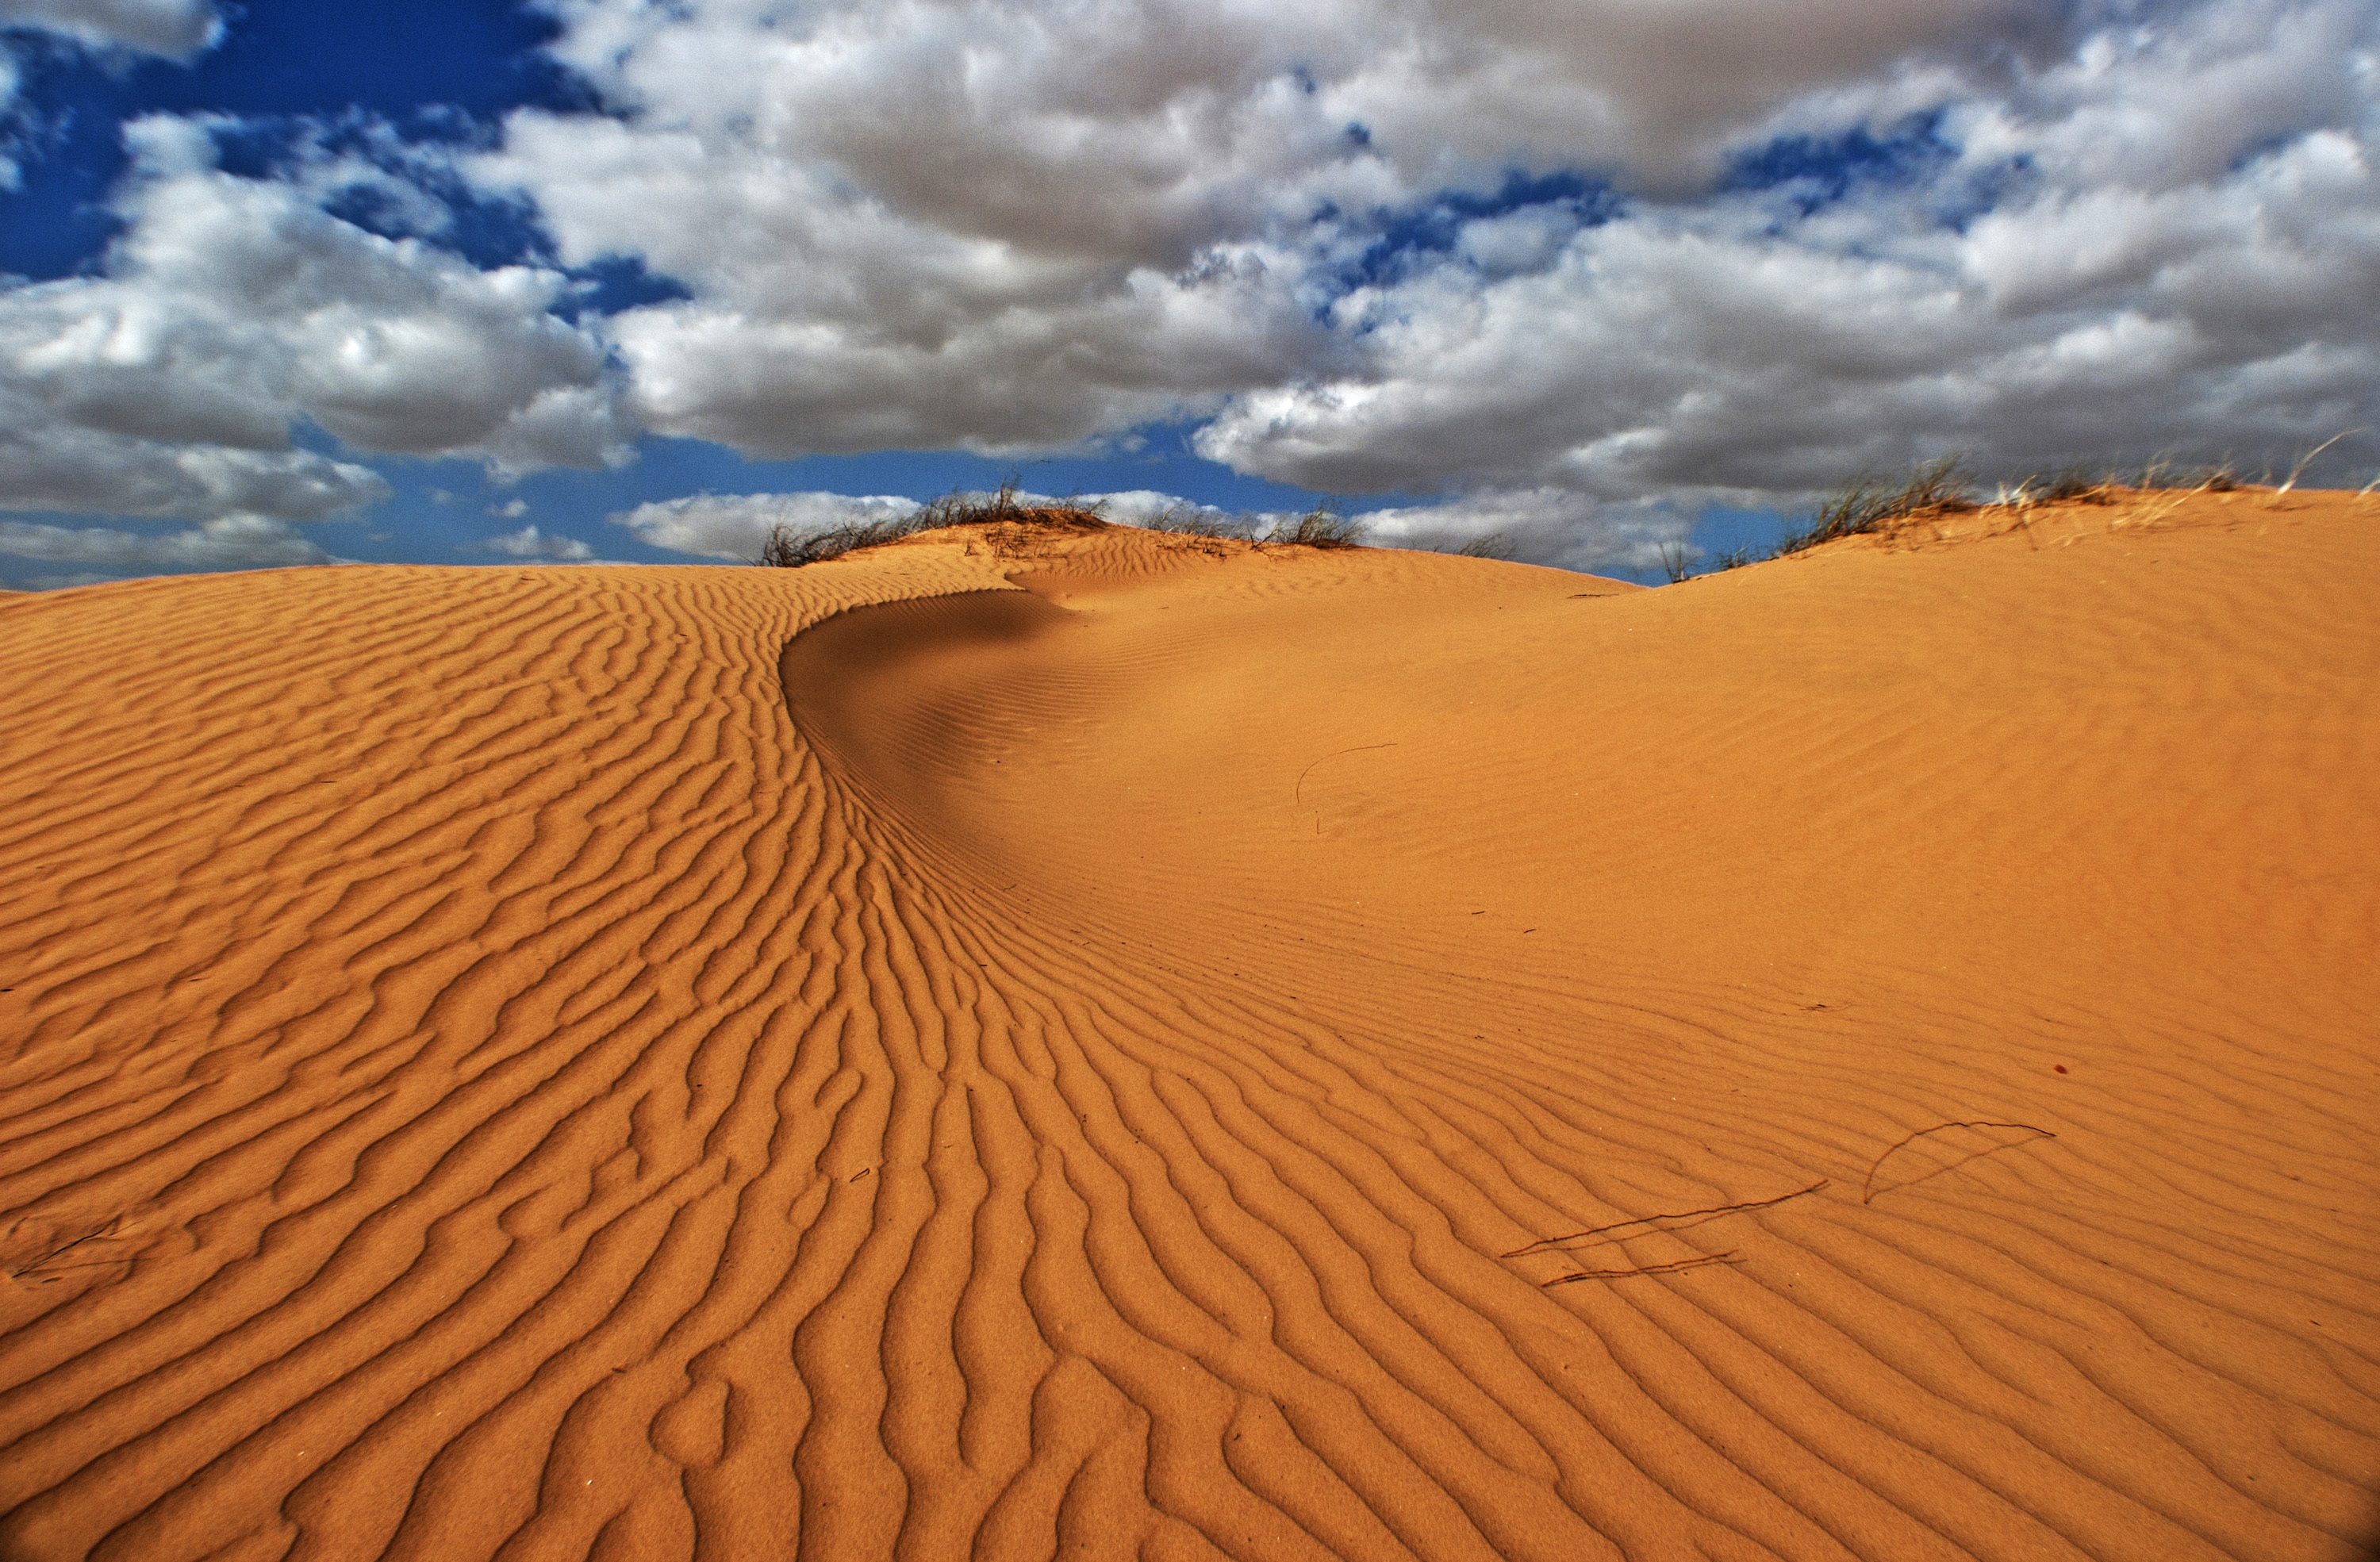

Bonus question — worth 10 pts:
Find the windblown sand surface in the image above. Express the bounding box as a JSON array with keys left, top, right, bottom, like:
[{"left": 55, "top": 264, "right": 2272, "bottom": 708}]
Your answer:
[{"left": 0, "top": 489, "right": 2374, "bottom": 1560}]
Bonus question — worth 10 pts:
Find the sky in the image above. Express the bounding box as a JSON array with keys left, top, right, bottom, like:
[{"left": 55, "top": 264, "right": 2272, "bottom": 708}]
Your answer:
[{"left": 1, "top": 0, "right": 2375, "bottom": 589}]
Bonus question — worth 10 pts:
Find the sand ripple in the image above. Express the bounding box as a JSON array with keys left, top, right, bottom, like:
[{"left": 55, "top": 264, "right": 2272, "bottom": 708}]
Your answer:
[{"left": 0, "top": 493, "right": 2374, "bottom": 1559}]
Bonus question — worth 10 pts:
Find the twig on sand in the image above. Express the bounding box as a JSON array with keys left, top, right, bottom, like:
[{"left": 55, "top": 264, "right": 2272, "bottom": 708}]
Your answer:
[
  {"left": 1293, "top": 744, "right": 1398, "bottom": 805},
  {"left": 1543, "top": 1252, "right": 1745, "bottom": 1286},
  {"left": 4, "top": 1215, "right": 125, "bottom": 1280},
  {"left": 1862, "top": 1122, "right": 2056, "bottom": 1204},
  {"left": 1503, "top": 1180, "right": 1828, "bottom": 1258}
]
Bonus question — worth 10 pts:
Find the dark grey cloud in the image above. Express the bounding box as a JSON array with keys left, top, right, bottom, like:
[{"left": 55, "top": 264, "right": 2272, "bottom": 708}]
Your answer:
[
  {"left": 0, "top": 0, "right": 222, "bottom": 61},
  {"left": 0, "top": 514, "right": 332, "bottom": 570}
]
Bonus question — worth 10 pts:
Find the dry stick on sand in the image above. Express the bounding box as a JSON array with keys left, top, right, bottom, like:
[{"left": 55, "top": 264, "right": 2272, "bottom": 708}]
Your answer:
[
  {"left": 1503, "top": 1179, "right": 1829, "bottom": 1259},
  {"left": 1293, "top": 743, "right": 1398, "bottom": 806},
  {"left": 1544, "top": 1253, "right": 1746, "bottom": 1286},
  {"left": 1862, "top": 1122, "right": 2057, "bottom": 1204},
  {"left": 4, "top": 1215, "right": 125, "bottom": 1280}
]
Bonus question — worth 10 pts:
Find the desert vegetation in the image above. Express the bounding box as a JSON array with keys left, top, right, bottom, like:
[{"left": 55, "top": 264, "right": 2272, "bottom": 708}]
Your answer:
[
  {"left": 753, "top": 482, "right": 1367, "bottom": 566},
  {"left": 747, "top": 442, "right": 2370, "bottom": 581},
  {"left": 751, "top": 479, "right": 1090, "bottom": 566},
  {"left": 1680, "top": 440, "right": 2363, "bottom": 581}
]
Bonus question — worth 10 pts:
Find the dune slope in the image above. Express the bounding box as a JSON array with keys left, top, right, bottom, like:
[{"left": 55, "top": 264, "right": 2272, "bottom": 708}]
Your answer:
[{"left": 0, "top": 489, "right": 2374, "bottom": 1560}]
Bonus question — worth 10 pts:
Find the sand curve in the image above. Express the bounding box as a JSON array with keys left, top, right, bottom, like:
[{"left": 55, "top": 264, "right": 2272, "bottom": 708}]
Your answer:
[{"left": 0, "top": 489, "right": 2374, "bottom": 1559}]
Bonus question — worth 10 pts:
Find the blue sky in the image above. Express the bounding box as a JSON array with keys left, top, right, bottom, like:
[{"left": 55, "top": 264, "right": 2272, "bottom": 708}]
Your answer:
[{"left": 2, "top": 0, "right": 2375, "bottom": 589}]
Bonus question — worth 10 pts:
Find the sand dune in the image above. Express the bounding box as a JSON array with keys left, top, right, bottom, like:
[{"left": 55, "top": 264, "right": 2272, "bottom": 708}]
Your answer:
[{"left": 0, "top": 488, "right": 2374, "bottom": 1560}]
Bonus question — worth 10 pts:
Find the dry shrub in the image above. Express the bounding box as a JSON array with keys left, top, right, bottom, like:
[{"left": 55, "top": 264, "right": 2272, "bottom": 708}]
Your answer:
[{"left": 1265, "top": 505, "right": 1368, "bottom": 549}]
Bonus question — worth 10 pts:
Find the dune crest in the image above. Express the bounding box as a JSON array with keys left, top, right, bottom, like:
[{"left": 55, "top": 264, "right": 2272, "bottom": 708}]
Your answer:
[{"left": 0, "top": 489, "right": 2374, "bottom": 1560}]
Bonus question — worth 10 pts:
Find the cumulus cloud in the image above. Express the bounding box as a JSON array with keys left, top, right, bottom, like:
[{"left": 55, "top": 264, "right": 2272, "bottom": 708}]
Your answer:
[
  {"left": 1073, "top": 489, "right": 1238, "bottom": 528},
  {"left": 1357, "top": 487, "right": 1689, "bottom": 571},
  {"left": 0, "top": 113, "right": 627, "bottom": 537},
  {"left": 2, "top": 0, "right": 222, "bottom": 159},
  {"left": 1193, "top": 0, "right": 2380, "bottom": 501},
  {"left": 1199, "top": 143, "right": 2380, "bottom": 500},
  {"left": 0, "top": 513, "right": 332, "bottom": 567},
  {"left": 0, "top": 405, "right": 390, "bottom": 520},
  {"left": 478, "top": 523, "right": 593, "bottom": 560},
  {"left": 18, "top": 0, "right": 2380, "bottom": 576},
  {"left": 469, "top": 0, "right": 2380, "bottom": 507},
  {"left": 610, "top": 489, "right": 919, "bottom": 560}
]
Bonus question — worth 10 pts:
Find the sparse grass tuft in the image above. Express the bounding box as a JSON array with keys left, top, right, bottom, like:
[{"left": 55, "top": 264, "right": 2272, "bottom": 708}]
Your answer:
[
  {"left": 1142, "top": 503, "right": 1257, "bottom": 541},
  {"left": 750, "top": 482, "right": 1383, "bottom": 567},
  {"left": 2274, "top": 430, "right": 2363, "bottom": 497},
  {"left": 750, "top": 478, "right": 1109, "bottom": 567},
  {"left": 1775, "top": 455, "right": 1972, "bottom": 556},
  {"left": 1995, "top": 457, "right": 2242, "bottom": 509},
  {"left": 752, "top": 512, "right": 932, "bottom": 567},
  {"left": 2136, "top": 461, "right": 2240, "bottom": 494},
  {"left": 1264, "top": 504, "right": 1367, "bottom": 549},
  {"left": 1453, "top": 532, "right": 1516, "bottom": 560},
  {"left": 2038, "top": 466, "right": 2116, "bottom": 504},
  {"left": 1656, "top": 542, "right": 1694, "bottom": 583}
]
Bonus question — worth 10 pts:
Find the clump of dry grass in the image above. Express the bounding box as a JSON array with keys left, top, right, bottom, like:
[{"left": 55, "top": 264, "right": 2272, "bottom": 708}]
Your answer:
[
  {"left": 2036, "top": 466, "right": 2117, "bottom": 504},
  {"left": 752, "top": 480, "right": 1108, "bottom": 567},
  {"left": 752, "top": 484, "right": 1377, "bottom": 568},
  {"left": 1264, "top": 505, "right": 1367, "bottom": 549},
  {"left": 1452, "top": 532, "right": 1516, "bottom": 560},
  {"left": 2274, "top": 430, "right": 2361, "bottom": 497},
  {"left": 1139, "top": 498, "right": 1368, "bottom": 549},
  {"left": 1775, "top": 455, "right": 1974, "bottom": 556},
  {"left": 1988, "top": 456, "right": 2247, "bottom": 513},
  {"left": 753, "top": 513, "right": 921, "bottom": 567},
  {"left": 1140, "top": 503, "right": 1257, "bottom": 541}
]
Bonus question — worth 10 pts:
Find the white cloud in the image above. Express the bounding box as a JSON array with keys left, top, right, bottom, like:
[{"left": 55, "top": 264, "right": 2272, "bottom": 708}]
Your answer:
[
  {"left": 1197, "top": 0, "right": 2380, "bottom": 500},
  {"left": 0, "top": 512, "right": 332, "bottom": 567},
  {"left": 0, "top": 0, "right": 223, "bottom": 61},
  {"left": 491, "top": 497, "right": 528, "bottom": 518},
  {"left": 478, "top": 523, "right": 594, "bottom": 560},
  {"left": 16, "top": 0, "right": 2380, "bottom": 575},
  {"left": 0, "top": 113, "right": 627, "bottom": 532},
  {"left": 470, "top": 0, "right": 2380, "bottom": 506},
  {"left": 1, "top": 0, "right": 222, "bottom": 163},
  {"left": 1074, "top": 488, "right": 1238, "bottom": 528},
  {"left": 610, "top": 489, "right": 919, "bottom": 560},
  {"left": 0, "top": 397, "right": 391, "bottom": 520},
  {"left": 1358, "top": 487, "right": 1689, "bottom": 571}
]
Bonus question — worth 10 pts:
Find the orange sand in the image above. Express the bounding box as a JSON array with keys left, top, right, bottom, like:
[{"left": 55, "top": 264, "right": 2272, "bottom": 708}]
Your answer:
[{"left": 0, "top": 488, "right": 2374, "bottom": 1560}]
